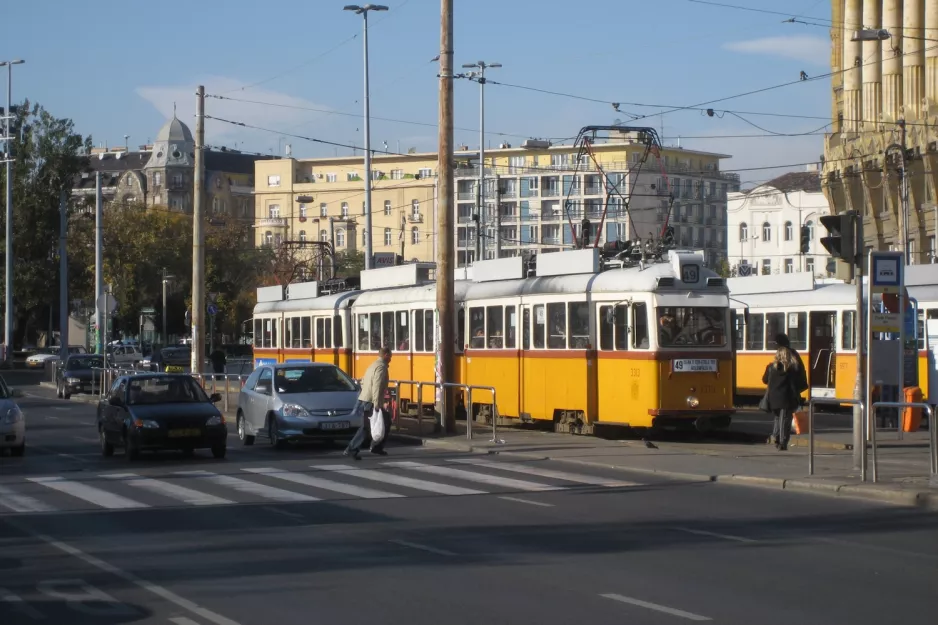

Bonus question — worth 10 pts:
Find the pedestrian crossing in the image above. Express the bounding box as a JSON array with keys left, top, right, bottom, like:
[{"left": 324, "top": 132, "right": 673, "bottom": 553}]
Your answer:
[{"left": 0, "top": 459, "right": 642, "bottom": 516}]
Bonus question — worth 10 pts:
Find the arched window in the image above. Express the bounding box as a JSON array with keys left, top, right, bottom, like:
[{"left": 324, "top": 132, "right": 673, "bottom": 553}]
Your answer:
[
  {"left": 739, "top": 222, "right": 748, "bottom": 242},
  {"left": 784, "top": 221, "right": 793, "bottom": 241},
  {"left": 264, "top": 231, "right": 273, "bottom": 246},
  {"left": 299, "top": 230, "right": 307, "bottom": 242},
  {"left": 411, "top": 227, "right": 420, "bottom": 245},
  {"left": 762, "top": 222, "right": 771, "bottom": 242},
  {"left": 320, "top": 229, "right": 328, "bottom": 242},
  {"left": 336, "top": 228, "right": 346, "bottom": 247},
  {"left": 806, "top": 219, "right": 814, "bottom": 241}
]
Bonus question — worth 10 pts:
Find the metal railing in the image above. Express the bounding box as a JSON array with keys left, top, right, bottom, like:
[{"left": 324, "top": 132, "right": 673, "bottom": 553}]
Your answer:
[
  {"left": 388, "top": 379, "right": 503, "bottom": 443},
  {"left": 808, "top": 397, "right": 864, "bottom": 479},
  {"left": 870, "top": 401, "right": 936, "bottom": 484},
  {"left": 191, "top": 373, "right": 252, "bottom": 413}
]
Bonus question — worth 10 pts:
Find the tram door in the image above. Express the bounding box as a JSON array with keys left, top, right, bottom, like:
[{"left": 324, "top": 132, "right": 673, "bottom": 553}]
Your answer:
[{"left": 808, "top": 311, "right": 836, "bottom": 395}]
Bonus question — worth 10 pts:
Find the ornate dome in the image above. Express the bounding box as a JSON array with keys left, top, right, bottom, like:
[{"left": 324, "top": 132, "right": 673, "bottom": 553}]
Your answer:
[{"left": 154, "top": 116, "right": 193, "bottom": 144}]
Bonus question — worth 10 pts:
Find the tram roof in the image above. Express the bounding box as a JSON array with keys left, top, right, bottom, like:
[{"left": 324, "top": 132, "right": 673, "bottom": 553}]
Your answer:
[{"left": 254, "top": 289, "right": 360, "bottom": 315}]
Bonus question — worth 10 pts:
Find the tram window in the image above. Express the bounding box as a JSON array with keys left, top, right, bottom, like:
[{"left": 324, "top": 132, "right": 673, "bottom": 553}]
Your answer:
[
  {"left": 357, "top": 315, "right": 370, "bottom": 350},
  {"left": 382, "top": 312, "right": 395, "bottom": 349},
  {"left": 301, "top": 317, "right": 311, "bottom": 348},
  {"left": 396, "top": 311, "right": 409, "bottom": 351},
  {"left": 548, "top": 302, "right": 567, "bottom": 349},
  {"left": 632, "top": 303, "right": 649, "bottom": 349},
  {"left": 271, "top": 319, "right": 278, "bottom": 348},
  {"left": 424, "top": 310, "right": 434, "bottom": 351},
  {"left": 469, "top": 307, "right": 485, "bottom": 348},
  {"left": 746, "top": 313, "right": 764, "bottom": 350},
  {"left": 787, "top": 312, "right": 807, "bottom": 351},
  {"left": 254, "top": 319, "right": 262, "bottom": 348},
  {"left": 733, "top": 314, "right": 745, "bottom": 351},
  {"left": 599, "top": 306, "right": 614, "bottom": 350},
  {"left": 842, "top": 311, "right": 856, "bottom": 350},
  {"left": 765, "top": 313, "right": 785, "bottom": 348},
  {"left": 487, "top": 306, "right": 504, "bottom": 348},
  {"left": 292, "top": 317, "right": 302, "bottom": 348},
  {"left": 506, "top": 306, "right": 517, "bottom": 349},
  {"left": 325, "top": 318, "right": 334, "bottom": 348},
  {"left": 533, "top": 304, "right": 546, "bottom": 349},
  {"left": 284, "top": 318, "right": 293, "bottom": 349},
  {"left": 457, "top": 308, "right": 466, "bottom": 349},
  {"left": 370, "top": 312, "right": 382, "bottom": 350},
  {"left": 568, "top": 302, "right": 589, "bottom": 349},
  {"left": 656, "top": 307, "right": 725, "bottom": 347},
  {"left": 414, "top": 310, "right": 425, "bottom": 352},
  {"left": 333, "top": 315, "right": 343, "bottom": 348},
  {"left": 315, "top": 318, "right": 324, "bottom": 348}
]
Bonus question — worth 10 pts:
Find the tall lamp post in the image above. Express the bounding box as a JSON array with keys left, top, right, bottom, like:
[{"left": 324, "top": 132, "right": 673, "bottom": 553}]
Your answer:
[
  {"left": 162, "top": 271, "right": 174, "bottom": 348},
  {"left": 462, "top": 61, "right": 501, "bottom": 262},
  {"left": 1, "top": 59, "right": 24, "bottom": 363},
  {"left": 344, "top": 4, "right": 388, "bottom": 270}
]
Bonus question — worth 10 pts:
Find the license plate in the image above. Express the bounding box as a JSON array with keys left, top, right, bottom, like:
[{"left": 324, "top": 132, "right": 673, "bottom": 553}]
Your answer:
[
  {"left": 168, "top": 428, "right": 200, "bottom": 438},
  {"left": 165, "top": 365, "right": 185, "bottom": 373},
  {"left": 321, "top": 421, "right": 349, "bottom": 431}
]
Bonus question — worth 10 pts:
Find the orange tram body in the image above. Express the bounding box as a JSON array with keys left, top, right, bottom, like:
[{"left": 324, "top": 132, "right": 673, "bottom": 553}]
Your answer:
[{"left": 251, "top": 248, "right": 736, "bottom": 434}]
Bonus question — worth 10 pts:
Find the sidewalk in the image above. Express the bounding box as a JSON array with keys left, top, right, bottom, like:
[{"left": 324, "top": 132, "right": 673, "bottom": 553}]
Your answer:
[{"left": 387, "top": 416, "right": 938, "bottom": 511}]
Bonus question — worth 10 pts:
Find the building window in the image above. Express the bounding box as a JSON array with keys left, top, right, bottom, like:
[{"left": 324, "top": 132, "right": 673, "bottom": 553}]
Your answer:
[
  {"left": 411, "top": 199, "right": 420, "bottom": 219},
  {"left": 264, "top": 231, "right": 273, "bottom": 246},
  {"left": 347, "top": 172, "right": 359, "bottom": 182},
  {"left": 806, "top": 219, "right": 814, "bottom": 241},
  {"left": 909, "top": 238, "right": 916, "bottom": 260},
  {"left": 930, "top": 235, "right": 936, "bottom": 261},
  {"left": 154, "top": 172, "right": 162, "bottom": 186},
  {"left": 550, "top": 153, "right": 568, "bottom": 167},
  {"left": 267, "top": 175, "right": 280, "bottom": 187},
  {"left": 384, "top": 228, "right": 392, "bottom": 246},
  {"left": 806, "top": 257, "right": 815, "bottom": 275},
  {"left": 762, "top": 259, "right": 771, "bottom": 275},
  {"left": 762, "top": 222, "right": 771, "bottom": 242},
  {"left": 299, "top": 230, "right": 307, "bottom": 242},
  {"left": 172, "top": 174, "right": 183, "bottom": 188},
  {"left": 418, "top": 168, "right": 432, "bottom": 179},
  {"left": 326, "top": 173, "right": 337, "bottom": 183},
  {"left": 336, "top": 229, "right": 346, "bottom": 247},
  {"left": 268, "top": 205, "right": 280, "bottom": 218},
  {"left": 509, "top": 155, "right": 525, "bottom": 173},
  {"left": 391, "top": 169, "right": 403, "bottom": 180},
  {"left": 411, "top": 227, "right": 419, "bottom": 245},
  {"left": 320, "top": 229, "right": 328, "bottom": 242},
  {"left": 784, "top": 221, "right": 793, "bottom": 241},
  {"left": 784, "top": 258, "right": 793, "bottom": 273},
  {"left": 274, "top": 234, "right": 283, "bottom": 247},
  {"left": 384, "top": 200, "right": 392, "bottom": 215},
  {"left": 298, "top": 204, "right": 307, "bottom": 218},
  {"left": 739, "top": 222, "right": 748, "bottom": 242},
  {"left": 320, "top": 203, "right": 328, "bottom": 217},
  {"left": 341, "top": 202, "right": 349, "bottom": 218}
]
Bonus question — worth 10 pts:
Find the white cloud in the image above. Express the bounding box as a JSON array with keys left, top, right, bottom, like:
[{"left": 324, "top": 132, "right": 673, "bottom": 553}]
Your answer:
[
  {"left": 723, "top": 35, "right": 829, "bottom": 66},
  {"left": 136, "top": 77, "right": 340, "bottom": 154},
  {"left": 681, "top": 131, "right": 824, "bottom": 186}
]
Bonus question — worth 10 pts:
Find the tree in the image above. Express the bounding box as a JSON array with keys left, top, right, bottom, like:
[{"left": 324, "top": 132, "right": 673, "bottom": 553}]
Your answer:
[
  {"left": 335, "top": 250, "right": 365, "bottom": 278},
  {"left": 262, "top": 241, "right": 331, "bottom": 287},
  {"left": 0, "top": 101, "right": 90, "bottom": 346},
  {"left": 717, "top": 260, "right": 738, "bottom": 279},
  {"left": 205, "top": 219, "right": 269, "bottom": 342}
]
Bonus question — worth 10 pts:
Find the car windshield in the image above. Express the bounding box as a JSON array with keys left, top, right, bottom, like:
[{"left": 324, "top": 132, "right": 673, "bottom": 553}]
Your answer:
[
  {"left": 656, "top": 307, "right": 727, "bottom": 347},
  {"left": 127, "top": 376, "right": 209, "bottom": 405},
  {"left": 67, "top": 356, "right": 104, "bottom": 370},
  {"left": 275, "top": 366, "right": 357, "bottom": 394}
]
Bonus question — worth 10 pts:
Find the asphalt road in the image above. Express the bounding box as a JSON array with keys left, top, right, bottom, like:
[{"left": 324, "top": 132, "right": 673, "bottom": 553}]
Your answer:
[{"left": 1, "top": 380, "right": 936, "bottom": 625}]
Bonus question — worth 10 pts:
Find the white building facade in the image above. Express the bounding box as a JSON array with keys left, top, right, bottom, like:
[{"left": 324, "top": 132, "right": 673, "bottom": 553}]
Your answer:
[{"left": 726, "top": 170, "right": 833, "bottom": 277}]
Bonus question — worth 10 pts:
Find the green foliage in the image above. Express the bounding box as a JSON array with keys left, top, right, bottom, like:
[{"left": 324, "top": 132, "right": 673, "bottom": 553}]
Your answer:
[{"left": 335, "top": 251, "right": 365, "bottom": 278}]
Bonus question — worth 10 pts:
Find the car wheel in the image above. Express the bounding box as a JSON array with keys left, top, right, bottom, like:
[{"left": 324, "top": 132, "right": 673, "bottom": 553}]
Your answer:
[
  {"left": 10, "top": 441, "right": 25, "bottom": 457},
  {"left": 100, "top": 429, "right": 114, "bottom": 457},
  {"left": 237, "top": 413, "right": 255, "bottom": 446},
  {"left": 63, "top": 389, "right": 71, "bottom": 400},
  {"left": 211, "top": 445, "right": 227, "bottom": 459},
  {"left": 124, "top": 435, "right": 139, "bottom": 461},
  {"left": 56, "top": 382, "right": 63, "bottom": 399},
  {"left": 269, "top": 416, "right": 287, "bottom": 450}
]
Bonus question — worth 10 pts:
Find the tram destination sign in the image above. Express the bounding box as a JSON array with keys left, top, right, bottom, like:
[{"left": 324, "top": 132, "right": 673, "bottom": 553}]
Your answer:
[{"left": 671, "top": 358, "right": 718, "bottom": 373}]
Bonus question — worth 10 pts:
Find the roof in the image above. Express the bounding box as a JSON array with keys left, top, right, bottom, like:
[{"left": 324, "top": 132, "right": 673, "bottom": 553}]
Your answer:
[
  {"left": 205, "top": 150, "right": 277, "bottom": 175},
  {"left": 155, "top": 116, "right": 194, "bottom": 144},
  {"left": 763, "top": 171, "right": 821, "bottom": 194}
]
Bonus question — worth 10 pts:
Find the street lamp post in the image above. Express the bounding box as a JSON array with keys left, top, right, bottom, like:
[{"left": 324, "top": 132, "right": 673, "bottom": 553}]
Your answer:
[
  {"left": 162, "top": 271, "right": 174, "bottom": 348},
  {"left": 462, "top": 61, "right": 501, "bottom": 262},
  {"left": 1, "top": 59, "right": 24, "bottom": 363},
  {"left": 344, "top": 4, "right": 388, "bottom": 271}
]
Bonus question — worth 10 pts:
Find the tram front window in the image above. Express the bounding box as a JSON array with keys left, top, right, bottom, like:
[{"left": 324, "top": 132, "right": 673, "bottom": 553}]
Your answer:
[{"left": 657, "top": 307, "right": 727, "bottom": 347}]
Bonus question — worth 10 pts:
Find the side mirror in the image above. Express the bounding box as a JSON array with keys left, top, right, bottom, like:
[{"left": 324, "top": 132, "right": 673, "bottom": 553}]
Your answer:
[
  {"left": 210, "top": 392, "right": 222, "bottom": 403},
  {"left": 11, "top": 388, "right": 23, "bottom": 398},
  {"left": 255, "top": 384, "right": 270, "bottom": 395},
  {"left": 108, "top": 395, "right": 123, "bottom": 406}
]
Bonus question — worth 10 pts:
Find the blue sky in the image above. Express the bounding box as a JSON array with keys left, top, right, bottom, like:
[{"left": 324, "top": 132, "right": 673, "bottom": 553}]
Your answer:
[{"left": 4, "top": 0, "right": 832, "bottom": 185}]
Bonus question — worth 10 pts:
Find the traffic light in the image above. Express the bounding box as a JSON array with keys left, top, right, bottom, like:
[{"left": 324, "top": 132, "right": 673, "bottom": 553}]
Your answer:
[
  {"left": 800, "top": 225, "right": 810, "bottom": 254},
  {"left": 581, "top": 218, "right": 591, "bottom": 248},
  {"left": 819, "top": 211, "right": 859, "bottom": 266}
]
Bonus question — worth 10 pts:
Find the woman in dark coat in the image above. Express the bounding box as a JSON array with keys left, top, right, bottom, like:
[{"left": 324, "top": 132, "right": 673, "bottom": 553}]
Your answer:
[{"left": 762, "top": 347, "right": 803, "bottom": 450}]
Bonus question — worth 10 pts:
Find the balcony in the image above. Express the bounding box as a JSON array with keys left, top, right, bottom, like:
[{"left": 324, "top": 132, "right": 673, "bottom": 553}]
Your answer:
[
  {"left": 520, "top": 213, "right": 539, "bottom": 222},
  {"left": 542, "top": 188, "right": 560, "bottom": 197},
  {"left": 541, "top": 236, "right": 561, "bottom": 245},
  {"left": 457, "top": 214, "right": 474, "bottom": 223},
  {"left": 498, "top": 188, "right": 517, "bottom": 198},
  {"left": 408, "top": 214, "right": 424, "bottom": 223},
  {"left": 255, "top": 217, "right": 288, "bottom": 228},
  {"left": 457, "top": 191, "right": 476, "bottom": 201}
]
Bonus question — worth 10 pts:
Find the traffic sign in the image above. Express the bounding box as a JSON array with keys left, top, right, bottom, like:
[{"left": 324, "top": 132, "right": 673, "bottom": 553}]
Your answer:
[
  {"left": 96, "top": 293, "right": 118, "bottom": 314},
  {"left": 207, "top": 303, "right": 218, "bottom": 316}
]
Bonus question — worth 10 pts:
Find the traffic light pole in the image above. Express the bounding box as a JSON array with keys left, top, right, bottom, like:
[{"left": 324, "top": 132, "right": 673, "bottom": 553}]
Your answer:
[{"left": 853, "top": 216, "right": 865, "bottom": 472}]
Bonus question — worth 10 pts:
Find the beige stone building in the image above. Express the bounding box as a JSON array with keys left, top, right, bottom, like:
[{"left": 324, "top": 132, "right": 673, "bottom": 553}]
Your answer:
[{"left": 824, "top": 0, "right": 938, "bottom": 264}]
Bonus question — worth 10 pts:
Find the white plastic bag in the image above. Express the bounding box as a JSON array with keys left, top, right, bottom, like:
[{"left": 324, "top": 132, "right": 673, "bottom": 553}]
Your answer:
[{"left": 370, "top": 408, "right": 386, "bottom": 444}]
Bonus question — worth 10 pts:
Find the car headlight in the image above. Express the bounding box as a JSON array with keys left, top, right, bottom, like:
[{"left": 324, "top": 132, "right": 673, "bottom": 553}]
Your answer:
[
  {"left": 686, "top": 395, "right": 700, "bottom": 408},
  {"left": 206, "top": 415, "right": 225, "bottom": 426},
  {"left": 66, "top": 377, "right": 80, "bottom": 384},
  {"left": 1, "top": 407, "right": 23, "bottom": 424},
  {"left": 281, "top": 403, "right": 311, "bottom": 419},
  {"left": 133, "top": 419, "right": 160, "bottom": 429}
]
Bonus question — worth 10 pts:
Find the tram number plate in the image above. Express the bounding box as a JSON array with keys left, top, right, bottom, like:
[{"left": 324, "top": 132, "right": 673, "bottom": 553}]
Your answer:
[{"left": 672, "top": 359, "right": 717, "bottom": 373}]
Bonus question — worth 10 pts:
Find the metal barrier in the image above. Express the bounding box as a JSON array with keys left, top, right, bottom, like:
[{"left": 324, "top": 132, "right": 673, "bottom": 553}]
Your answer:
[
  {"left": 191, "top": 373, "right": 250, "bottom": 413},
  {"left": 465, "top": 385, "right": 498, "bottom": 443},
  {"left": 808, "top": 398, "right": 864, "bottom": 479},
  {"left": 387, "top": 379, "right": 503, "bottom": 443},
  {"left": 870, "top": 401, "right": 936, "bottom": 484}
]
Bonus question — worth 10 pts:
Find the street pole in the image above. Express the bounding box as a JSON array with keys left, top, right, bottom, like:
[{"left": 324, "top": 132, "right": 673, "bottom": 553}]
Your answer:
[
  {"left": 899, "top": 120, "right": 910, "bottom": 264},
  {"left": 162, "top": 276, "right": 168, "bottom": 347},
  {"left": 495, "top": 174, "right": 501, "bottom": 258},
  {"left": 95, "top": 172, "right": 104, "bottom": 356},
  {"left": 853, "top": 213, "right": 865, "bottom": 471},
  {"left": 329, "top": 217, "right": 336, "bottom": 278},
  {"left": 2, "top": 59, "right": 24, "bottom": 363},
  {"left": 436, "top": 0, "right": 456, "bottom": 433},
  {"left": 462, "top": 61, "right": 501, "bottom": 262},
  {"left": 191, "top": 85, "right": 206, "bottom": 374},
  {"left": 59, "top": 190, "right": 68, "bottom": 360}
]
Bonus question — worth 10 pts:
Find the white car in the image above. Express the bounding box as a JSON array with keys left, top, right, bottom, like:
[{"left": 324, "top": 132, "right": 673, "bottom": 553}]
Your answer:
[
  {"left": 0, "top": 379, "right": 25, "bottom": 456},
  {"left": 26, "top": 346, "right": 87, "bottom": 369}
]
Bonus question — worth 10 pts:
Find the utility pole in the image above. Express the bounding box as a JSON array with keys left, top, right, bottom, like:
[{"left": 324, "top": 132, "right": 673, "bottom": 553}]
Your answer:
[
  {"left": 494, "top": 174, "right": 501, "bottom": 258},
  {"left": 853, "top": 216, "right": 865, "bottom": 472},
  {"left": 162, "top": 269, "right": 173, "bottom": 348},
  {"left": 436, "top": 0, "right": 456, "bottom": 433},
  {"left": 462, "top": 60, "right": 501, "bottom": 262},
  {"left": 59, "top": 190, "right": 68, "bottom": 360},
  {"left": 898, "top": 120, "right": 910, "bottom": 264},
  {"left": 191, "top": 85, "right": 206, "bottom": 374},
  {"left": 95, "top": 172, "right": 104, "bottom": 355},
  {"left": 2, "top": 59, "right": 24, "bottom": 363}
]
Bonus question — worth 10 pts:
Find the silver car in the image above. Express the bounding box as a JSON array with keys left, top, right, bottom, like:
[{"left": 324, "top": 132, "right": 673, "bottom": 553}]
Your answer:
[
  {"left": 0, "top": 377, "right": 26, "bottom": 456},
  {"left": 236, "top": 362, "right": 362, "bottom": 448}
]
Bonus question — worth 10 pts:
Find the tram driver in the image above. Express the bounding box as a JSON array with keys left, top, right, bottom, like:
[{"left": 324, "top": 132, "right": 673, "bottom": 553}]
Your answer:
[{"left": 658, "top": 310, "right": 678, "bottom": 346}]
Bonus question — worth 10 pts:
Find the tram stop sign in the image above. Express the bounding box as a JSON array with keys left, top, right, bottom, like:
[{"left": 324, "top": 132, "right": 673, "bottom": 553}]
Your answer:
[{"left": 207, "top": 303, "right": 218, "bottom": 316}]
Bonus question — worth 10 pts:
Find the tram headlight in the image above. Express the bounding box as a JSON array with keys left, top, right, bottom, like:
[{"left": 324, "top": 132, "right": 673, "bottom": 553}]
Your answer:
[{"left": 686, "top": 395, "right": 700, "bottom": 408}]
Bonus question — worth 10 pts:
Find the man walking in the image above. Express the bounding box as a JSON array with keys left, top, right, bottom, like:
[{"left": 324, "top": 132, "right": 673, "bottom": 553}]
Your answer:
[{"left": 344, "top": 347, "right": 392, "bottom": 460}]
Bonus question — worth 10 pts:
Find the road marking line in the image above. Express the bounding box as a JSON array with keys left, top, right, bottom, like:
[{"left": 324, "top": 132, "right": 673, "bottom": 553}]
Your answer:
[
  {"left": 53, "top": 406, "right": 69, "bottom": 411},
  {"left": 242, "top": 467, "right": 404, "bottom": 499},
  {"left": 498, "top": 496, "right": 554, "bottom": 507},
  {"left": 810, "top": 536, "right": 938, "bottom": 561},
  {"left": 170, "top": 617, "right": 203, "bottom": 625},
  {"left": 45, "top": 416, "right": 59, "bottom": 420},
  {"left": 34, "top": 534, "right": 242, "bottom": 625},
  {"left": 262, "top": 506, "right": 306, "bottom": 521},
  {"left": 176, "top": 470, "right": 319, "bottom": 502},
  {"left": 449, "top": 458, "right": 640, "bottom": 487},
  {"left": 312, "top": 464, "right": 487, "bottom": 496},
  {"left": 671, "top": 527, "right": 757, "bottom": 544},
  {"left": 385, "top": 461, "right": 559, "bottom": 492},
  {"left": 27, "top": 477, "right": 148, "bottom": 509},
  {"left": 102, "top": 473, "right": 233, "bottom": 506},
  {"left": 0, "top": 484, "right": 54, "bottom": 513},
  {"left": 388, "top": 539, "right": 456, "bottom": 557},
  {"left": 600, "top": 593, "right": 712, "bottom": 621}
]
